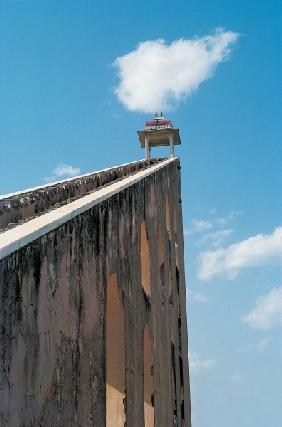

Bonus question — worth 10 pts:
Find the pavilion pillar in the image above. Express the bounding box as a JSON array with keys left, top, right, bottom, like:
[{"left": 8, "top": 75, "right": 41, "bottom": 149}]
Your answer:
[
  {"left": 145, "top": 136, "right": 150, "bottom": 160},
  {"left": 169, "top": 135, "right": 174, "bottom": 158}
]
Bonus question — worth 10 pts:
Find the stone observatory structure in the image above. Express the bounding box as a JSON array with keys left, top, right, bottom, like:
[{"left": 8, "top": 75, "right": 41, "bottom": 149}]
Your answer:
[{"left": 0, "top": 120, "right": 191, "bottom": 426}]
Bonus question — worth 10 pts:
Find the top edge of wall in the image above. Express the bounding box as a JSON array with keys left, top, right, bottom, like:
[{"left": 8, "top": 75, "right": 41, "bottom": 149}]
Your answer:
[
  {"left": 0, "top": 158, "right": 162, "bottom": 201},
  {"left": 0, "top": 157, "right": 179, "bottom": 260}
]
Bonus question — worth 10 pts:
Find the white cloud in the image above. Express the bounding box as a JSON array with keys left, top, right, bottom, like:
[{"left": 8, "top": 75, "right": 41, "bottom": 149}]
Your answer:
[
  {"left": 216, "top": 210, "right": 243, "bottom": 227},
  {"left": 185, "top": 210, "right": 241, "bottom": 240},
  {"left": 114, "top": 28, "right": 239, "bottom": 112},
  {"left": 242, "top": 287, "right": 282, "bottom": 330},
  {"left": 185, "top": 219, "right": 213, "bottom": 235},
  {"left": 43, "top": 164, "right": 81, "bottom": 183},
  {"left": 230, "top": 373, "right": 243, "bottom": 384},
  {"left": 53, "top": 164, "right": 81, "bottom": 177},
  {"left": 256, "top": 337, "right": 270, "bottom": 351},
  {"left": 188, "top": 290, "right": 209, "bottom": 304},
  {"left": 199, "top": 228, "right": 233, "bottom": 247},
  {"left": 189, "top": 353, "right": 216, "bottom": 374},
  {"left": 236, "top": 337, "right": 270, "bottom": 353},
  {"left": 197, "top": 227, "right": 282, "bottom": 281}
]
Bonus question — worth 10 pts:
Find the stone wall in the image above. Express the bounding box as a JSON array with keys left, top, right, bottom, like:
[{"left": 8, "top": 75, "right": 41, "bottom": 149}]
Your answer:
[
  {"left": 0, "top": 159, "right": 191, "bottom": 427},
  {"left": 0, "top": 159, "right": 163, "bottom": 232}
]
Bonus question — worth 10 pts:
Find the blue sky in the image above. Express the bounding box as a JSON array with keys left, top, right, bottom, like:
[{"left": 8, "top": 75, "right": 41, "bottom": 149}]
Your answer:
[{"left": 0, "top": 1, "right": 281, "bottom": 426}]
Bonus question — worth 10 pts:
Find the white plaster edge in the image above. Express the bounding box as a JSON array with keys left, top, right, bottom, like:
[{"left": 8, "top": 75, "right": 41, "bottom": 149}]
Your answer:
[
  {"left": 0, "top": 158, "right": 148, "bottom": 200},
  {"left": 0, "top": 158, "right": 177, "bottom": 260}
]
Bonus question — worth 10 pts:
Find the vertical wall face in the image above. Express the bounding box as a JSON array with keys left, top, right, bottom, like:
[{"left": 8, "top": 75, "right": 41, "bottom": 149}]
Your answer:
[
  {"left": 0, "top": 220, "right": 107, "bottom": 426},
  {"left": 144, "top": 326, "right": 154, "bottom": 426},
  {"left": 140, "top": 222, "right": 151, "bottom": 297},
  {"left": 0, "top": 159, "right": 191, "bottom": 427},
  {"left": 106, "top": 274, "right": 126, "bottom": 427}
]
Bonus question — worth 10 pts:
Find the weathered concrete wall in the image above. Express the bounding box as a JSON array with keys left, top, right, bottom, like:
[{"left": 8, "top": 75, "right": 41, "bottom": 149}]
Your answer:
[
  {"left": 0, "top": 159, "right": 191, "bottom": 427},
  {"left": 0, "top": 159, "right": 163, "bottom": 232}
]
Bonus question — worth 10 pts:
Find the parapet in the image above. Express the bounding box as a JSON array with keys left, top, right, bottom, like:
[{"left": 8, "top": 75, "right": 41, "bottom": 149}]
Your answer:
[{"left": 0, "top": 158, "right": 165, "bottom": 233}]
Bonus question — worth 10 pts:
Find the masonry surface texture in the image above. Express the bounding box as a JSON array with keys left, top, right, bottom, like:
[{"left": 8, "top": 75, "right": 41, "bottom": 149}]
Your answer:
[{"left": 0, "top": 158, "right": 191, "bottom": 427}]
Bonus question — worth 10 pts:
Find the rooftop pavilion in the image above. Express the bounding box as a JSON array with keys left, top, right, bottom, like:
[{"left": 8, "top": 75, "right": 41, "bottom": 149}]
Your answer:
[{"left": 137, "top": 113, "right": 181, "bottom": 159}]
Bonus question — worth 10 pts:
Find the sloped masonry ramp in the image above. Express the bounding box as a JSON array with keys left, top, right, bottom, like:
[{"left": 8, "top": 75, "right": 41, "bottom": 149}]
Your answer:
[
  {"left": 0, "top": 158, "right": 191, "bottom": 427},
  {"left": 0, "top": 158, "right": 164, "bottom": 233}
]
